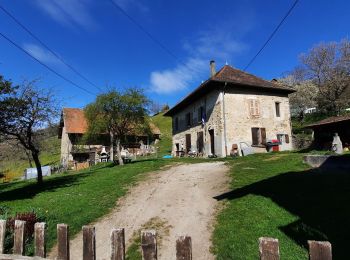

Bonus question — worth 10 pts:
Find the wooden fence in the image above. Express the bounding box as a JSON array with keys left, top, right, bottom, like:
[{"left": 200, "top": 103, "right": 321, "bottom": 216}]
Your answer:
[{"left": 0, "top": 220, "right": 332, "bottom": 260}]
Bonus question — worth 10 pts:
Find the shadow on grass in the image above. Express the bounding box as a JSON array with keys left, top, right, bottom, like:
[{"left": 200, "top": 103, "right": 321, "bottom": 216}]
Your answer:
[
  {"left": 0, "top": 172, "right": 88, "bottom": 202},
  {"left": 214, "top": 158, "right": 350, "bottom": 259}
]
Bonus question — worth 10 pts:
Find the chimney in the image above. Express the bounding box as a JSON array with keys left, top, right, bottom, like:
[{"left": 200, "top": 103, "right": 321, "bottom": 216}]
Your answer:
[{"left": 210, "top": 60, "right": 216, "bottom": 77}]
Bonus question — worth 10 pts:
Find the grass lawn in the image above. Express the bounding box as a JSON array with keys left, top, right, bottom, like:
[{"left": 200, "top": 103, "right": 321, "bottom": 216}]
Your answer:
[
  {"left": 212, "top": 152, "right": 350, "bottom": 260},
  {"left": 0, "top": 158, "right": 172, "bottom": 255}
]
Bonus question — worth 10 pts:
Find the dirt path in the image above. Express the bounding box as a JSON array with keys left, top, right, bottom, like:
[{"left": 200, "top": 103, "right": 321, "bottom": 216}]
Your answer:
[{"left": 51, "top": 162, "right": 229, "bottom": 260}]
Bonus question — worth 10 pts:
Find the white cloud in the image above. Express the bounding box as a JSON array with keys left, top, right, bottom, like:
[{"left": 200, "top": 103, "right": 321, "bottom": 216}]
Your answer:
[
  {"left": 23, "top": 43, "right": 61, "bottom": 65},
  {"left": 34, "top": 0, "right": 97, "bottom": 30},
  {"left": 149, "top": 29, "right": 248, "bottom": 94}
]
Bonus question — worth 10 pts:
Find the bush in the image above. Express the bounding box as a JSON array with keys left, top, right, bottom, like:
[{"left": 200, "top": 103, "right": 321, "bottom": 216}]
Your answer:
[{"left": 3, "top": 211, "right": 43, "bottom": 255}]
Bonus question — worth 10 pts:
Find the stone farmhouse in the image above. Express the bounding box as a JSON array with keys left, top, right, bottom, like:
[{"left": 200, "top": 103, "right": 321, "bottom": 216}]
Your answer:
[
  {"left": 164, "top": 61, "right": 295, "bottom": 157},
  {"left": 58, "top": 108, "right": 160, "bottom": 169}
]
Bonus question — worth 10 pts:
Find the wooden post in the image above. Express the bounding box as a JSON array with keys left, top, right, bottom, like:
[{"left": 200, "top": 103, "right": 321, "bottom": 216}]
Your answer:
[
  {"left": 57, "top": 224, "right": 70, "bottom": 260},
  {"left": 176, "top": 236, "right": 192, "bottom": 260},
  {"left": 0, "top": 220, "right": 6, "bottom": 254},
  {"left": 34, "top": 222, "right": 46, "bottom": 258},
  {"left": 83, "top": 226, "right": 96, "bottom": 260},
  {"left": 259, "top": 237, "right": 280, "bottom": 260},
  {"left": 141, "top": 230, "right": 157, "bottom": 260},
  {"left": 13, "top": 220, "right": 26, "bottom": 255},
  {"left": 110, "top": 228, "right": 125, "bottom": 260},
  {"left": 308, "top": 240, "right": 332, "bottom": 260}
]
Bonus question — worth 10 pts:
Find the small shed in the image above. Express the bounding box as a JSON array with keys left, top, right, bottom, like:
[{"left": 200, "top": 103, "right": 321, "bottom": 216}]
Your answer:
[{"left": 306, "top": 115, "right": 350, "bottom": 150}]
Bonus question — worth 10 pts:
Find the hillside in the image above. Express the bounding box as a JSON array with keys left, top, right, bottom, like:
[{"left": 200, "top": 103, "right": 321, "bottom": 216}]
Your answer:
[
  {"left": 0, "top": 133, "right": 60, "bottom": 182},
  {"left": 150, "top": 112, "right": 172, "bottom": 156}
]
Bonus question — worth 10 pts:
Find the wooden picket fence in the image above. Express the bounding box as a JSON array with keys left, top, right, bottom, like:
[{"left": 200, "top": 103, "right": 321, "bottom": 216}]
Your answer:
[{"left": 0, "top": 220, "right": 332, "bottom": 260}]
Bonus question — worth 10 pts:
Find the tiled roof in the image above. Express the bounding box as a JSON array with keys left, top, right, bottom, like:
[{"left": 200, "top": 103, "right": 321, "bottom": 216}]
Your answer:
[
  {"left": 212, "top": 65, "right": 294, "bottom": 91},
  {"left": 62, "top": 108, "right": 161, "bottom": 135},
  {"left": 164, "top": 65, "right": 295, "bottom": 116},
  {"left": 63, "top": 108, "right": 88, "bottom": 134},
  {"left": 306, "top": 114, "right": 350, "bottom": 128}
]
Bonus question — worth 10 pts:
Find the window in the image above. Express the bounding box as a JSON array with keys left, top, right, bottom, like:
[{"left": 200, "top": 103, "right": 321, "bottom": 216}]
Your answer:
[
  {"left": 249, "top": 99, "right": 260, "bottom": 117},
  {"left": 275, "top": 102, "right": 281, "bottom": 117},
  {"left": 186, "top": 112, "right": 192, "bottom": 127},
  {"left": 198, "top": 106, "right": 205, "bottom": 123},
  {"left": 174, "top": 117, "right": 179, "bottom": 131},
  {"left": 277, "top": 134, "right": 284, "bottom": 143},
  {"left": 251, "top": 127, "right": 266, "bottom": 146}
]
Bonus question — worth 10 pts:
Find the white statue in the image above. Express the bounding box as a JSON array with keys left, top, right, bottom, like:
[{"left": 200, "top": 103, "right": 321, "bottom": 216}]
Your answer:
[{"left": 332, "top": 133, "right": 343, "bottom": 154}]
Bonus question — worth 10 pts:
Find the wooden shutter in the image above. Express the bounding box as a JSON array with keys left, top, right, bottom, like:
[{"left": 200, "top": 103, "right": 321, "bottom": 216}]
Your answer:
[
  {"left": 251, "top": 128, "right": 259, "bottom": 145},
  {"left": 261, "top": 128, "right": 266, "bottom": 145},
  {"left": 249, "top": 100, "right": 255, "bottom": 116},
  {"left": 285, "top": 134, "right": 290, "bottom": 143},
  {"left": 255, "top": 100, "right": 260, "bottom": 116},
  {"left": 249, "top": 99, "right": 260, "bottom": 117}
]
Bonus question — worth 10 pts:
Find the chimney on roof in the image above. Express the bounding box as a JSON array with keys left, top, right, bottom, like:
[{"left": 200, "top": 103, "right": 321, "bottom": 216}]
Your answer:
[{"left": 210, "top": 60, "right": 216, "bottom": 77}]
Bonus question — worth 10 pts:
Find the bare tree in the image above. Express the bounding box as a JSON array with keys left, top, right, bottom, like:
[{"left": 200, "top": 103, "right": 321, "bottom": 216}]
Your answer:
[
  {"left": 0, "top": 78, "right": 59, "bottom": 184},
  {"left": 297, "top": 39, "right": 350, "bottom": 115},
  {"left": 279, "top": 73, "right": 318, "bottom": 122}
]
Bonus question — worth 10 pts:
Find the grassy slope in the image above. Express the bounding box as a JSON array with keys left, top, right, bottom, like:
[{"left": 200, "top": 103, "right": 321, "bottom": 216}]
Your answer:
[
  {"left": 150, "top": 112, "right": 172, "bottom": 156},
  {"left": 213, "top": 152, "right": 350, "bottom": 259},
  {"left": 0, "top": 159, "right": 171, "bottom": 255},
  {"left": 1, "top": 136, "right": 60, "bottom": 181}
]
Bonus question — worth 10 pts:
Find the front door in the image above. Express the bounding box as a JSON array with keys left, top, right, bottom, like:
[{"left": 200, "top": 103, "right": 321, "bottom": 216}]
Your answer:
[
  {"left": 209, "top": 129, "right": 215, "bottom": 155},
  {"left": 197, "top": 132, "right": 204, "bottom": 153},
  {"left": 186, "top": 134, "right": 191, "bottom": 153}
]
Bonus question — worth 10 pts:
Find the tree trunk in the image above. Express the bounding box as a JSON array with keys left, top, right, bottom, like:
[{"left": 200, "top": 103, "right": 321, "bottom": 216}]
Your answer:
[
  {"left": 116, "top": 138, "right": 124, "bottom": 165},
  {"left": 110, "top": 131, "right": 114, "bottom": 163},
  {"left": 25, "top": 149, "right": 33, "bottom": 168},
  {"left": 31, "top": 150, "right": 43, "bottom": 184}
]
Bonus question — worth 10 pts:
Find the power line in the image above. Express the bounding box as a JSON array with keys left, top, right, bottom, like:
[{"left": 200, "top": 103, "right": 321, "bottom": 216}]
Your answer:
[
  {"left": 0, "top": 4, "right": 102, "bottom": 92},
  {"left": 108, "top": 0, "right": 199, "bottom": 73},
  {"left": 243, "top": 0, "right": 299, "bottom": 71},
  {"left": 0, "top": 30, "right": 96, "bottom": 96}
]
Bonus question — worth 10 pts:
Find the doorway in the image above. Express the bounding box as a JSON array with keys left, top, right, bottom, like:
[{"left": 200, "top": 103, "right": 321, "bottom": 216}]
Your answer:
[
  {"left": 185, "top": 134, "right": 191, "bottom": 153},
  {"left": 209, "top": 129, "right": 215, "bottom": 155}
]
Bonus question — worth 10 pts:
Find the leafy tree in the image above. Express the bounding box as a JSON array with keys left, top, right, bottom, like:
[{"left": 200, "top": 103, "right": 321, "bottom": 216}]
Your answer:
[
  {"left": 295, "top": 39, "right": 350, "bottom": 115},
  {"left": 85, "top": 88, "right": 150, "bottom": 165},
  {"left": 0, "top": 78, "right": 58, "bottom": 184}
]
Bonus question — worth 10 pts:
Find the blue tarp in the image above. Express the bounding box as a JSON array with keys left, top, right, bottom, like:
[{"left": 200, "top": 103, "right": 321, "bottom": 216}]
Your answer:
[{"left": 162, "top": 155, "right": 173, "bottom": 159}]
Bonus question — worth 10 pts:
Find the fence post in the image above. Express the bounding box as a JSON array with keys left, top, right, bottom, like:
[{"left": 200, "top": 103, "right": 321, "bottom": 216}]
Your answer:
[
  {"left": 0, "top": 220, "right": 6, "bottom": 254},
  {"left": 34, "top": 222, "right": 46, "bottom": 258},
  {"left": 176, "top": 236, "right": 192, "bottom": 260},
  {"left": 110, "top": 228, "right": 125, "bottom": 260},
  {"left": 13, "top": 220, "right": 26, "bottom": 255},
  {"left": 308, "top": 240, "right": 332, "bottom": 260},
  {"left": 141, "top": 230, "right": 157, "bottom": 260},
  {"left": 259, "top": 237, "right": 280, "bottom": 260},
  {"left": 83, "top": 226, "right": 96, "bottom": 260},
  {"left": 57, "top": 224, "right": 70, "bottom": 260}
]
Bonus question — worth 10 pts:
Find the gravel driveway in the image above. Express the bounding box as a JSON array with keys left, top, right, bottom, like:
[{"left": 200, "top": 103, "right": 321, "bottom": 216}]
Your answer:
[{"left": 50, "top": 161, "right": 229, "bottom": 259}]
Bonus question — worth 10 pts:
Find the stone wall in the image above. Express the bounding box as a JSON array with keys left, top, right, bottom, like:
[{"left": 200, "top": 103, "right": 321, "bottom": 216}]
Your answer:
[
  {"left": 60, "top": 125, "right": 72, "bottom": 167},
  {"left": 171, "top": 89, "right": 225, "bottom": 157},
  {"left": 224, "top": 88, "right": 293, "bottom": 155}
]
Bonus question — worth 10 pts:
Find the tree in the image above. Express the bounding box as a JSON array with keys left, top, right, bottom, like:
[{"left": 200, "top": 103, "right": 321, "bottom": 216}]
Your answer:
[
  {"left": 279, "top": 73, "right": 318, "bottom": 122},
  {"left": 296, "top": 39, "right": 350, "bottom": 115},
  {"left": 85, "top": 88, "right": 150, "bottom": 165},
  {"left": 0, "top": 78, "right": 58, "bottom": 184}
]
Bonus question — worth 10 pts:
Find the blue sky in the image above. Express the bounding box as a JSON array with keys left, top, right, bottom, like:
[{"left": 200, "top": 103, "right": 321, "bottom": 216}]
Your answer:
[{"left": 0, "top": 0, "right": 349, "bottom": 109}]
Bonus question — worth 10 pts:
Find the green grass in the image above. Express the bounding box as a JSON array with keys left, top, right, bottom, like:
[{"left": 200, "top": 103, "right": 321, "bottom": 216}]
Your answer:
[
  {"left": 212, "top": 152, "right": 350, "bottom": 260},
  {"left": 151, "top": 112, "right": 172, "bottom": 156},
  {"left": 0, "top": 158, "right": 171, "bottom": 255}
]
